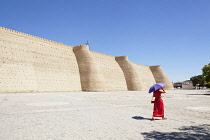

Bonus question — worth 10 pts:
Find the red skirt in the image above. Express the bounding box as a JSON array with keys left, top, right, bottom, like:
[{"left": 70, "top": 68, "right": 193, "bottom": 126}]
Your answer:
[{"left": 153, "top": 97, "right": 164, "bottom": 117}]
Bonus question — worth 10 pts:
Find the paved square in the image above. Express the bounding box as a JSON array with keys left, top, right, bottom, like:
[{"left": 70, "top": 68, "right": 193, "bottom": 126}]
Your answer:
[{"left": 0, "top": 90, "right": 210, "bottom": 139}]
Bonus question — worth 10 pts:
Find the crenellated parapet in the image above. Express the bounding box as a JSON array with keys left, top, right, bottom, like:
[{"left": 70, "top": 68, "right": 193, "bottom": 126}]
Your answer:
[
  {"left": 0, "top": 26, "right": 71, "bottom": 48},
  {"left": 150, "top": 65, "right": 174, "bottom": 90}
]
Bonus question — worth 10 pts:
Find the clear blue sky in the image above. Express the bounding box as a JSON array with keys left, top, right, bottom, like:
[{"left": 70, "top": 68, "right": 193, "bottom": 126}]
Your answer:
[{"left": 1, "top": 0, "right": 210, "bottom": 82}]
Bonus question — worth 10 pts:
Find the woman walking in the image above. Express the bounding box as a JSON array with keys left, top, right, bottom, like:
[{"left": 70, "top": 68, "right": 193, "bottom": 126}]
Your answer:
[{"left": 151, "top": 88, "right": 167, "bottom": 120}]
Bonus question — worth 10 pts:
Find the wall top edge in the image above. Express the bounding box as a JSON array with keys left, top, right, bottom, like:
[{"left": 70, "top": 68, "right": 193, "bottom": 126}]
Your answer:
[
  {"left": 91, "top": 51, "right": 116, "bottom": 58},
  {"left": 131, "top": 62, "right": 150, "bottom": 67},
  {"left": 0, "top": 26, "right": 160, "bottom": 68},
  {"left": 115, "top": 56, "right": 128, "bottom": 60},
  {"left": 73, "top": 45, "right": 89, "bottom": 51},
  {"left": 0, "top": 26, "right": 73, "bottom": 48},
  {"left": 149, "top": 65, "right": 161, "bottom": 67},
  {"left": 115, "top": 56, "right": 128, "bottom": 58}
]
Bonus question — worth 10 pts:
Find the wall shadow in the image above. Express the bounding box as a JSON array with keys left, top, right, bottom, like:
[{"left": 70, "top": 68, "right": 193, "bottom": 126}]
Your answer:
[{"left": 141, "top": 124, "right": 210, "bottom": 140}]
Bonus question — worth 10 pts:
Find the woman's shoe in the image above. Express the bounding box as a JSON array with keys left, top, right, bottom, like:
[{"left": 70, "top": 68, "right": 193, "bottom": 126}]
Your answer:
[{"left": 162, "top": 117, "right": 167, "bottom": 120}]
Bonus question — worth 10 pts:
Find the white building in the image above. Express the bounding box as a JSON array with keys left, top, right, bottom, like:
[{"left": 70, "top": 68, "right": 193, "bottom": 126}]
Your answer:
[{"left": 182, "top": 80, "right": 194, "bottom": 89}]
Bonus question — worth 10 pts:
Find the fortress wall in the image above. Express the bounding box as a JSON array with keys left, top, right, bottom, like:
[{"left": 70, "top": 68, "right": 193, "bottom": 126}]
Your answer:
[
  {"left": 131, "top": 63, "right": 156, "bottom": 90},
  {"left": 0, "top": 27, "right": 81, "bottom": 92},
  {"left": 91, "top": 52, "right": 127, "bottom": 91},
  {"left": 73, "top": 45, "right": 107, "bottom": 91},
  {"left": 115, "top": 56, "right": 144, "bottom": 90},
  {"left": 73, "top": 45, "right": 127, "bottom": 91},
  {"left": 0, "top": 26, "right": 173, "bottom": 92},
  {"left": 115, "top": 56, "right": 156, "bottom": 90},
  {"left": 150, "top": 65, "right": 174, "bottom": 90}
]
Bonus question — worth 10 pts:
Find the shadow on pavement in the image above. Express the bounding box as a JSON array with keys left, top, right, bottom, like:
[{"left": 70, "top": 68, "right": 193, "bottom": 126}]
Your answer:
[
  {"left": 141, "top": 124, "right": 210, "bottom": 140},
  {"left": 187, "top": 94, "right": 210, "bottom": 96},
  {"left": 132, "top": 116, "right": 161, "bottom": 121}
]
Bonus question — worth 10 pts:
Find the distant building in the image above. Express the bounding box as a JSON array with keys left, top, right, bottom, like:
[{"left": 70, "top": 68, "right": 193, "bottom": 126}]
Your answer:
[
  {"left": 173, "top": 80, "right": 194, "bottom": 89},
  {"left": 182, "top": 80, "right": 194, "bottom": 89},
  {"left": 173, "top": 82, "right": 182, "bottom": 88}
]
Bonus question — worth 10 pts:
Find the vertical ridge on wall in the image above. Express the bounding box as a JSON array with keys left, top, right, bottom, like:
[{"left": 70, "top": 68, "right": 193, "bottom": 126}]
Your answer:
[
  {"left": 73, "top": 45, "right": 107, "bottom": 91},
  {"left": 115, "top": 56, "right": 145, "bottom": 90},
  {"left": 91, "top": 51, "right": 127, "bottom": 91},
  {"left": 150, "top": 65, "right": 174, "bottom": 90},
  {"left": 73, "top": 45, "right": 127, "bottom": 91},
  {"left": 131, "top": 62, "right": 157, "bottom": 90}
]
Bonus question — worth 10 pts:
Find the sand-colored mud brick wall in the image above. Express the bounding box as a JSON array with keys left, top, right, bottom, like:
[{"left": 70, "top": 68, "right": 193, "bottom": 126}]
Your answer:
[
  {"left": 92, "top": 51, "right": 127, "bottom": 91},
  {"left": 0, "top": 26, "right": 174, "bottom": 93},
  {"left": 115, "top": 56, "right": 156, "bottom": 90},
  {"left": 150, "top": 65, "right": 174, "bottom": 90},
  {"left": 73, "top": 45, "right": 127, "bottom": 91},
  {"left": 0, "top": 27, "right": 81, "bottom": 92}
]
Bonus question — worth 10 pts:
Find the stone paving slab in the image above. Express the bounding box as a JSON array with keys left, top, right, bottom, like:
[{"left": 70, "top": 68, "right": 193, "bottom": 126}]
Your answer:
[{"left": 0, "top": 90, "right": 210, "bottom": 140}]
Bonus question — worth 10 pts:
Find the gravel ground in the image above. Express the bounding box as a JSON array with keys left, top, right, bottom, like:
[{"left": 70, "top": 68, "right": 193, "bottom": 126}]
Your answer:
[{"left": 0, "top": 90, "right": 210, "bottom": 140}]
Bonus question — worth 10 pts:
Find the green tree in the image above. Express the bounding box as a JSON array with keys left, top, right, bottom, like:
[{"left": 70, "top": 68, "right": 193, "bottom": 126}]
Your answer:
[
  {"left": 190, "top": 75, "right": 205, "bottom": 88},
  {"left": 202, "top": 63, "right": 210, "bottom": 87}
]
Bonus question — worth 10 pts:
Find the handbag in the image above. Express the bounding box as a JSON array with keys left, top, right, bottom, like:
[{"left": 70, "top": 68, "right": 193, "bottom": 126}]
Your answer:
[{"left": 151, "top": 101, "right": 154, "bottom": 103}]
